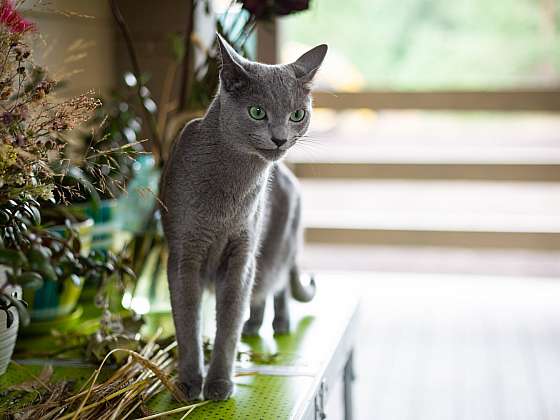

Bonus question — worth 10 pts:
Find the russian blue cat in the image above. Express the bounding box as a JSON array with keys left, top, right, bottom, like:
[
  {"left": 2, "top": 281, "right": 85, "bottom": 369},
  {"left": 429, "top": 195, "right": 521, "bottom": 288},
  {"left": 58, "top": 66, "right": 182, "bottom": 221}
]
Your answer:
[{"left": 160, "top": 34, "right": 327, "bottom": 401}]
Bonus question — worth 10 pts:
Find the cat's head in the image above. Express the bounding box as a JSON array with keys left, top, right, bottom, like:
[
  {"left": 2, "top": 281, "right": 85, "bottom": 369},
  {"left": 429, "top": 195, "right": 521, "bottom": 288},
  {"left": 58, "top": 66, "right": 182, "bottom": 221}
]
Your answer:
[{"left": 216, "top": 34, "right": 327, "bottom": 162}]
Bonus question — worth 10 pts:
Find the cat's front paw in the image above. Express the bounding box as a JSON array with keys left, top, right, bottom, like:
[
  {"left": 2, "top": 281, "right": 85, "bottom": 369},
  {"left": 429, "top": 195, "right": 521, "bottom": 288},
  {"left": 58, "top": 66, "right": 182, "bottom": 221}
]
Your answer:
[
  {"left": 176, "top": 376, "right": 203, "bottom": 402},
  {"left": 203, "top": 378, "right": 234, "bottom": 401}
]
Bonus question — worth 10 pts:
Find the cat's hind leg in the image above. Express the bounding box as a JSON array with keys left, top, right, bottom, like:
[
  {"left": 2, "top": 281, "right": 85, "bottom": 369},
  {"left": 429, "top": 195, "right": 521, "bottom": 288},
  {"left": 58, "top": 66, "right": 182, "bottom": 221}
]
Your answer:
[
  {"left": 272, "top": 286, "right": 290, "bottom": 335},
  {"left": 242, "top": 299, "right": 266, "bottom": 337}
]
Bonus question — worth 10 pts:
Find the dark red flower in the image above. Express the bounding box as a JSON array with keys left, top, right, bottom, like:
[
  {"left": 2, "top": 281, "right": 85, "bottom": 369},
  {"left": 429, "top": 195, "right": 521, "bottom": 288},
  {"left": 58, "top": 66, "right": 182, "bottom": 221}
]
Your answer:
[
  {"left": 0, "top": 0, "right": 36, "bottom": 34},
  {"left": 241, "top": 0, "right": 310, "bottom": 19},
  {"left": 275, "top": 0, "right": 309, "bottom": 15}
]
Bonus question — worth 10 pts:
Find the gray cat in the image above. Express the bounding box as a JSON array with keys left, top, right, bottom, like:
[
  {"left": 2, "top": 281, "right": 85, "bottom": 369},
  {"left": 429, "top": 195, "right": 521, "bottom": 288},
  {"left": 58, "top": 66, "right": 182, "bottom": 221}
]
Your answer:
[{"left": 160, "top": 34, "right": 327, "bottom": 402}]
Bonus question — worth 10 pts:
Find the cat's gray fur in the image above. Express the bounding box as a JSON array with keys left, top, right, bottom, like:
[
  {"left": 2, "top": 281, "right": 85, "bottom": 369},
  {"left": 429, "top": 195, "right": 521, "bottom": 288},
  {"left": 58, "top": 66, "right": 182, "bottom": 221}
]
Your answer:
[{"left": 160, "top": 35, "right": 327, "bottom": 401}]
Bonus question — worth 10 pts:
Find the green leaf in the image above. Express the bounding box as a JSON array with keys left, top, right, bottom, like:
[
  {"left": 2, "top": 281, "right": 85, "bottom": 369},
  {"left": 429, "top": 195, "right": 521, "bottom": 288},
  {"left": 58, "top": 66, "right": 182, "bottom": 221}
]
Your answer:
[
  {"left": 23, "top": 203, "right": 41, "bottom": 225},
  {"left": 5, "top": 309, "right": 13, "bottom": 329},
  {"left": 69, "top": 273, "right": 82, "bottom": 287},
  {"left": 28, "top": 249, "right": 57, "bottom": 281},
  {"left": 4, "top": 294, "right": 30, "bottom": 327},
  {"left": 33, "top": 244, "right": 52, "bottom": 259},
  {"left": 122, "top": 266, "right": 136, "bottom": 279},
  {"left": 0, "top": 248, "right": 27, "bottom": 267},
  {"left": 15, "top": 271, "right": 43, "bottom": 289}
]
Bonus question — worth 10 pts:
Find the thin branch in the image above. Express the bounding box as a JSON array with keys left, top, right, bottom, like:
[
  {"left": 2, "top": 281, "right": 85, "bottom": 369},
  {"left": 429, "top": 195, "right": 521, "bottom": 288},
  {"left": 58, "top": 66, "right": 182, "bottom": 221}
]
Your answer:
[
  {"left": 109, "top": 0, "right": 162, "bottom": 163},
  {"left": 178, "top": 0, "right": 195, "bottom": 112}
]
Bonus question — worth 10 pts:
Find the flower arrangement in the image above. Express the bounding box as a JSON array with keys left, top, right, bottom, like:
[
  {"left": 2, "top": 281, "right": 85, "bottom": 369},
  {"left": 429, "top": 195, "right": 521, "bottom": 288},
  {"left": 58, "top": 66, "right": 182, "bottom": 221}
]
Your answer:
[
  {"left": 0, "top": 1, "right": 133, "bottom": 320},
  {"left": 0, "top": 3, "right": 100, "bottom": 203}
]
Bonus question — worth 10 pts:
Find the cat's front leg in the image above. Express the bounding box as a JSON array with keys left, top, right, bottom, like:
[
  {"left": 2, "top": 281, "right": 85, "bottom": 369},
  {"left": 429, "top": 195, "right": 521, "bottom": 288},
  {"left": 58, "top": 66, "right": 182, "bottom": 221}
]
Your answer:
[
  {"left": 167, "top": 247, "right": 204, "bottom": 401},
  {"left": 204, "top": 241, "right": 256, "bottom": 401}
]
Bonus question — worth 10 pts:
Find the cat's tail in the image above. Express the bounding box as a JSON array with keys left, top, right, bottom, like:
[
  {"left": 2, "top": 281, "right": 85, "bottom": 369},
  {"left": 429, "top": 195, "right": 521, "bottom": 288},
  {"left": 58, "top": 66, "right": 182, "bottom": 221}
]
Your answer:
[{"left": 290, "top": 264, "right": 316, "bottom": 302}]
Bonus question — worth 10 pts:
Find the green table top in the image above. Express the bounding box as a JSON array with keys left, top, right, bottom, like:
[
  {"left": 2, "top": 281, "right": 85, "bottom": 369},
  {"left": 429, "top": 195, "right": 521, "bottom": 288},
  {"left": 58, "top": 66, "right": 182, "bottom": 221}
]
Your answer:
[{"left": 1, "top": 274, "right": 359, "bottom": 419}]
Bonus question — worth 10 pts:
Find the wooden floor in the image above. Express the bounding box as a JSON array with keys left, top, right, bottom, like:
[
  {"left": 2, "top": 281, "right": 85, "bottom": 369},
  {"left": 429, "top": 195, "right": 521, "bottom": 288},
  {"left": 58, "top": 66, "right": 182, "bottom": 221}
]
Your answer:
[{"left": 319, "top": 271, "right": 560, "bottom": 420}]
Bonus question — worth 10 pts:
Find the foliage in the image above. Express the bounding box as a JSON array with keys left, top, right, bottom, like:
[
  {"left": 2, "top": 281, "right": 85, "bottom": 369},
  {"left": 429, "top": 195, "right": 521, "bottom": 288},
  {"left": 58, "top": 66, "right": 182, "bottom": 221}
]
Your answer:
[
  {"left": 0, "top": 198, "right": 133, "bottom": 290},
  {"left": 0, "top": 291, "right": 28, "bottom": 328},
  {"left": 0, "top": 197, "right": 40, "bottom": 249},
  {"left": 282, "top": 0, "right": 560, "bottom": 90},
  {"left": 53, "top": 87, "right": 146, "bottom": 205},
  {"left": 0, "top": 1, "right": 137, "bottom": 209}
]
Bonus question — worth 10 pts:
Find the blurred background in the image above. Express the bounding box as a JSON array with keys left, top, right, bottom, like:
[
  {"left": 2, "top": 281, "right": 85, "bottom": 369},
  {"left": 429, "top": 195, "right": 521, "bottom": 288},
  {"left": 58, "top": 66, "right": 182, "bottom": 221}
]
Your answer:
[{"left": 28, "top": 0, "right": 560, "bottom": 419}]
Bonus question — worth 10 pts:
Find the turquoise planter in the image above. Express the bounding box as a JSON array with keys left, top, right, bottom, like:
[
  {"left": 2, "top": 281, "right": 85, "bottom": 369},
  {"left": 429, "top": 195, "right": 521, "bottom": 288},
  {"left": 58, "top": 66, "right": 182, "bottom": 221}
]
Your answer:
[{"left": 116, "top": 154, "right": 160, "bottom": 234}]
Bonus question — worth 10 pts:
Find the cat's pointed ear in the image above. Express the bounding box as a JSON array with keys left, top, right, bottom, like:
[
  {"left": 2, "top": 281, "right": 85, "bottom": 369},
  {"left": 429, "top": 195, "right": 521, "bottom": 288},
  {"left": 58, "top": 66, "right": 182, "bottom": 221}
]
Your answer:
[
  {"left": 216, "top": 33, "right": 249, "bottom": 93},
  {"left": 291, "top": 44, "right": 328, "bottom": 90}
]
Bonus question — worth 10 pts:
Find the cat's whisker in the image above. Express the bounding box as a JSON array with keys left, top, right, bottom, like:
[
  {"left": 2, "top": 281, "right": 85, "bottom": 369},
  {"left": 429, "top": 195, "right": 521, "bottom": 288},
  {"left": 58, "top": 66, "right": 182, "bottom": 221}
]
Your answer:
[
  {"left": 295, "top": 138, "right": 327, "bottom": 154},
  {"left": 292, "top": 142, "right": 323, "bottom": 161}
]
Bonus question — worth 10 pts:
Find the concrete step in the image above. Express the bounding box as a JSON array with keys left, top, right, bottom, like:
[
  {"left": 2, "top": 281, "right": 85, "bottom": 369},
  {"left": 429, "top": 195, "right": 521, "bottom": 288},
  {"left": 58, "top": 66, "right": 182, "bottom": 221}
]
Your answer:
[
  {"left": 292, "top": 161, "right": 560, "bottom": 181},
  {"left": 300, "top": 180, "right": 560, "bottom": 249},
  {"left": 287, "top": 110, "right": 560, "bottom": 180},
  {"left": 301, "top": 244, "right": 560, "bottom": 278}
]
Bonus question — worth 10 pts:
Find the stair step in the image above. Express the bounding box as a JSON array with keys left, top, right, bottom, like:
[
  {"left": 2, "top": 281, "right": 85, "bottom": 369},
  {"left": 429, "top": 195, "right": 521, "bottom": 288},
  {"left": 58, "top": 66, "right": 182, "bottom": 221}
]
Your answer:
[
  {"left": 301, "top": 244, "right": 560, "bottom": 277},
  {"left": 292, "top": 162, "right": 560, "bottom": 181},
  {"left": 288, "top": 110, "right": 560, "bottom": 180},
  {"left": 300, "top": 180, "right": 560, "bottom": 249},
  {"left": 304, "top": 227, "right": 560, "bottom": 249}
]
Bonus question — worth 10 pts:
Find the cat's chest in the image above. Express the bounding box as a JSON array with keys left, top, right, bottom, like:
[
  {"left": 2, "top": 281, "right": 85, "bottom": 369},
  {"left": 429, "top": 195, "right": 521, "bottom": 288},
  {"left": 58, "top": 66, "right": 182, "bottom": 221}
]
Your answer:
[{"left": 194, "top": 170, "right": 269, "bottom": 222}]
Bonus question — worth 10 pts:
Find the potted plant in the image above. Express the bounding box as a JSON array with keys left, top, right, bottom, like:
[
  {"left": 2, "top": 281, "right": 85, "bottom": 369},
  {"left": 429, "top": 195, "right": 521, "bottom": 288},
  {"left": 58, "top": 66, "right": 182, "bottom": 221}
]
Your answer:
[
  {"left": 0, "top": 287, "right": 28, "bottom": 374},
  {"left": 0, "top": 0, "right": 143, "bottom": 313},
  {"left": 0, "top": 198, "right": 86, "bottom": 321},
  {"left": 0, "top": 199, "right": 133, "bottom": 326}
]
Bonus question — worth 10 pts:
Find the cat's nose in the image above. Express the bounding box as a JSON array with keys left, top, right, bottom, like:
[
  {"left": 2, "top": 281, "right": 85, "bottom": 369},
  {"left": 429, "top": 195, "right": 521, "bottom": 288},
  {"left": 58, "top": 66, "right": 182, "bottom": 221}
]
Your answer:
[{"left": 271, "top": 137, "right": 287, "bottom": 148}]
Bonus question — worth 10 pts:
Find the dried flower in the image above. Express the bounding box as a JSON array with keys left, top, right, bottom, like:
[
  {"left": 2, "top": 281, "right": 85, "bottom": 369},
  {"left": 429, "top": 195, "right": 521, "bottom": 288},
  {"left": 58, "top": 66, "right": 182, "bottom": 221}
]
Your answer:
[
  {"left": 241, "top": 0, "right": 310, "bottom": 19},
  {"left": 1, "top": 111, "right": 13, "bottom": 125},
  {"left": 0, "top": 17, "right": 98, "bottom": 203}
]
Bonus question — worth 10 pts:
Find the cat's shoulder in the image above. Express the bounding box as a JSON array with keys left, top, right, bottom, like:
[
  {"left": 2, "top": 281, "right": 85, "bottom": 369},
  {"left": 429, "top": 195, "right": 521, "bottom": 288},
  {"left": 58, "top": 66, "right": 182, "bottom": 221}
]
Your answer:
[
  {"left": 169, "top": 117, "right": 203, "bottom": 155},
  {"left": 179, "top": 117, "right": 203, "bottom": 141}
]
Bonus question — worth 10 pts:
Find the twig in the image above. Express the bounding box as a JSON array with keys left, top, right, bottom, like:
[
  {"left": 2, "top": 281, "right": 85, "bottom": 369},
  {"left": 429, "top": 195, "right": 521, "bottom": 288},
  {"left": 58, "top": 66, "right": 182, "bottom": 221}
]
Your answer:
[
  {"left": 10, "top": 360, "right": 53, "bottom": 392},
  {"left": 135, "top": 400, "right": 210, "bottom": 420},
  {"left": 109, "top": 0, "right": 162, "bottom": 163},
  {"left": 178, "top": 0, "right": 195, "bottom": 112}
]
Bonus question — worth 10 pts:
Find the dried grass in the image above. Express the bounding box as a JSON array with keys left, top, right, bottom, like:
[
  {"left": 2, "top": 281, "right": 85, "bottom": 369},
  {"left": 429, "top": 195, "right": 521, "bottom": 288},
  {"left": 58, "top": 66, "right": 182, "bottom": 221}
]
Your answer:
[{"left": 8, "top": 338, "right": 208, "bottom": 420}]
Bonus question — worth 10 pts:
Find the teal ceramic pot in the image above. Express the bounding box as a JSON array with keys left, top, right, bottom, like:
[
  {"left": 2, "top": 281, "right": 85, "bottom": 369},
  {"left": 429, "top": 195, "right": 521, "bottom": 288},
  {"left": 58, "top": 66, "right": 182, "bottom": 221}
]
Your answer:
[
  {"left": 74, "top": 199, "right": 129, "bottom": 252},
  {"left": 116, "top": 154, "right": 160, "bottom": 235},
  {"left": 85, "top": 199, "right": 118, "bottom": 250}
]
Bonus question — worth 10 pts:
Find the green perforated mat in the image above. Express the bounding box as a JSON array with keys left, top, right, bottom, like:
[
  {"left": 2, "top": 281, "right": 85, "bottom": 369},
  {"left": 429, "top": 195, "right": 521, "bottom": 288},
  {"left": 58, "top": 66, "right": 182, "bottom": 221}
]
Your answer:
[
  {"left": 0, "top": 277, "right": 358, "bottom": 419},
  {"left": 148, "top": 374, "right": 313, "bottom": 419}
]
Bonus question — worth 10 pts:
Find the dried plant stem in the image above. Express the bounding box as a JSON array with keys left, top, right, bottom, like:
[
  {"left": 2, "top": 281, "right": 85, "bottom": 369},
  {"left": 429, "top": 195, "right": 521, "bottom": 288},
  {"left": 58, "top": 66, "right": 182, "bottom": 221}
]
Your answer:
[
  {"left": 58, "top": 379, "right": 149, "bottom": 420},
  {"left": 67, "top": 346, "right": 185, "bottom": 420},
  {"left": 120, "top": 399, "right": 143, "bottom": 420},
  {"left": 178, "top": 0, "right": 195, "bottom": 112},
  {"left": 135, "top": 400, "right": 210, "bottom": 420},
  {"left": 109, "top": 0, "right": 162, "bottom": 162},
  {"left": 10, "top": 360, "right": 53, "bottom": 392}
]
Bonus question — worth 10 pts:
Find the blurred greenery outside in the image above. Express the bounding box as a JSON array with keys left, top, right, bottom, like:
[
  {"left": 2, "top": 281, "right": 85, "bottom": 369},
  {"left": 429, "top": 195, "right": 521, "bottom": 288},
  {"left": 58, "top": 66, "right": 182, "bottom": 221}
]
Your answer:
[{"left": 280, "top": 0, "right": 560, "bottom": 91}]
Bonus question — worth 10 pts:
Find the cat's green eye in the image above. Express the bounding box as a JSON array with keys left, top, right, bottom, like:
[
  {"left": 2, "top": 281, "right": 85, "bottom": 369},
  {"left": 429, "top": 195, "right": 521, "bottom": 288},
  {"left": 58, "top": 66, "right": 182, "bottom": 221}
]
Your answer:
[
  {"left": 248, "top": 106, "right": 266, "bottom": 120},
  {"left": 290, "top": 109, "right": 306, "bottom": 122}
]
